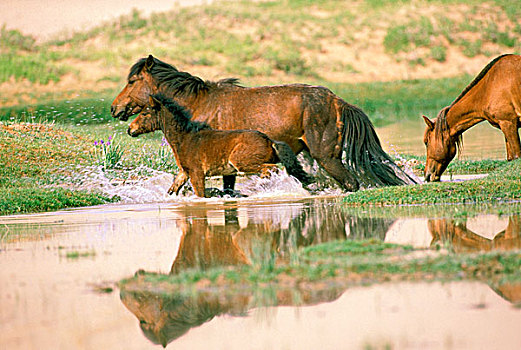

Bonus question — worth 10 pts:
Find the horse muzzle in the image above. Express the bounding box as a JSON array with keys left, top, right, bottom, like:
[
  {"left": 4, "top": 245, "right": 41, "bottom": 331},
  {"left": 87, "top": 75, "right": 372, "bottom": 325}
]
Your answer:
[
  {"left": 127, "top": 127, "right": 140, "bottom": 137},
  {"left": 111, "top": 105, "right": 131, "bottom": 121},
  {"left": 424, "top": 172, "right": 441, "bottom": 182}
]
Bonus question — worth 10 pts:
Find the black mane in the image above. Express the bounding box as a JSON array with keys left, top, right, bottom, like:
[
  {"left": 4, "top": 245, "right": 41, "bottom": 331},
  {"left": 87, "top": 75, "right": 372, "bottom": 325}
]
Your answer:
[
  {"left": 130, "top": 56, "right": 242, "bottom": 97},
  {"left": 152, "top": 93, "right": 211, "bottom": 133}
]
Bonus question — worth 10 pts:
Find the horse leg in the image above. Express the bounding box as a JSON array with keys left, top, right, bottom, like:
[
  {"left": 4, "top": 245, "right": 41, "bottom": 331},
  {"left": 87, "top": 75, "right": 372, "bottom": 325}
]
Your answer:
[
  {"left": 259, "top": 164, "right": 279, "bottom": 178},
  {"left": 304, "top": 127, "right": 360, "bottom": 191},
  {"left": 168, "top": 170, "right": 189, "bottom": 195},
  {"left": 223, "top": 175, "right": 236, "bottom": 191},
  {"left": 498, "top": 120, "right": 521, "bottom": 160},
  {"left": 189, "top": 170, "right": 207, "bottom": 197},
  {"left": 315, "top": 156, "right": 360, "bottom": 192}
]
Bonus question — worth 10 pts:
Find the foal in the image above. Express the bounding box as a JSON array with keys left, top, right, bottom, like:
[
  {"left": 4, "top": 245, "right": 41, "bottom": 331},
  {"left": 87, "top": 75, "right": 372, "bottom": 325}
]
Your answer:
[{"left": 128, "top": 94, "right": 313, "bottom": 197}]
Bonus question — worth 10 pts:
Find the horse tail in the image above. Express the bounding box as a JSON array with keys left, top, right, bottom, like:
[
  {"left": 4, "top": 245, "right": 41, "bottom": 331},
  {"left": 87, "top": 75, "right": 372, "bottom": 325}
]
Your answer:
[
  {"left": 272, "top": 141, "right": 313, "bottom": 186},
  {"left": 341, "top": 103, "right": 418, "bottom": 187}
]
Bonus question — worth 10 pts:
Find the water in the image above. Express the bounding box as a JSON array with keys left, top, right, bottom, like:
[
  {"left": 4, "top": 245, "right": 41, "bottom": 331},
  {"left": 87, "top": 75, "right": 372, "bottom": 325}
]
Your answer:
[
  {"left": 2, "top": 198, "right": 521, "bottom": 349},
  {"left": 377, "top": 119, "right": 507, "bottom": 159},
  {"left": 0, "top": 116, "right": 516, "bottom": 349},
  {"left": 67, "top": 165, "right": 344, "bottom": 204}
]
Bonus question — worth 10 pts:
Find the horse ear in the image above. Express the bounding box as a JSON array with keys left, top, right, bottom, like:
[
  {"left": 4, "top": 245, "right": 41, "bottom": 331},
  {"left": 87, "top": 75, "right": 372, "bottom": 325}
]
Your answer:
[
  {"left": 423, "top": 115, "right": 434, "bottom": 131},
  {"left": 145, "top": 55, "right": 155, "bottom": 72}
]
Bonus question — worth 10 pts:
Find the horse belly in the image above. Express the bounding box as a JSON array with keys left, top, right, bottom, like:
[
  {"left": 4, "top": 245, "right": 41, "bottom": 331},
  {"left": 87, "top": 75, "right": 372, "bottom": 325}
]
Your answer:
[{"left": 208, "top": 164, "right": 238, "bottom": 177}]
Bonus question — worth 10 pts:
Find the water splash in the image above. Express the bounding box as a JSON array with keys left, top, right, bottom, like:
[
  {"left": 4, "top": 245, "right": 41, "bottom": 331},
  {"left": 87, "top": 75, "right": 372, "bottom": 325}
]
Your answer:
[
  {"left": 64, "top": 165, "right": 332, "bottom": 203},
  {"left": 238, "top": 170, "right": 310, "bottom": 198},
  {"left": 68, "top": 165, "right": 173, "bottom": 203}
]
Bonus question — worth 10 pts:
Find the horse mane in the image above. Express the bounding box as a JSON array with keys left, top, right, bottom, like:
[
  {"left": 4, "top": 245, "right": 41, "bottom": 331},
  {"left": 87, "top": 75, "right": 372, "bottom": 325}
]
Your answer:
[
  {"left": 435, "top": 54, "right": 512, "bottom": 152},
  {"left": 130, "top": 56, "right": 242, "bottom": 97},
  {"left": 434, "top": 106, "right": 462, "bottom": 153},
  {"left": 448, "top": 54, "right": 511, "bottom": 109},
  {"left": 152, "top": 93, "right": 211, "bottom": 133}
]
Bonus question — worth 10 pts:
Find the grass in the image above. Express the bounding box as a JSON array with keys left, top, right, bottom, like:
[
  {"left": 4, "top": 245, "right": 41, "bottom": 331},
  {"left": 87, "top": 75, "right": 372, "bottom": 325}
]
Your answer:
[
  {"left": 0, "top": 52, "right": 71, "bottom": 85},
  {"left": 64, "top": 250, "right": 96, "bottom": 259},
  {"left": 343, "top": 159, "right": 521, "bottom": 206},
  {"left": 0, "top": 122, "right": 119, "bottom": 215},
  {"left": 1, "top": 0, "right": 520, "bottom": 105},
  {"left": 0, "top": 97, "right": 113, "bottom": 125},
  {"left": 0, "top": 188, "right": 110, "bottom": 215},
  {"left": 0, "top": 117, "right": 182, "bottom": 215},
  {"left": 119, "top": 238, "right": 521, "bottom": 303},
  {"left": 327, "top": 75, "right": 472, "bottom": 126}
]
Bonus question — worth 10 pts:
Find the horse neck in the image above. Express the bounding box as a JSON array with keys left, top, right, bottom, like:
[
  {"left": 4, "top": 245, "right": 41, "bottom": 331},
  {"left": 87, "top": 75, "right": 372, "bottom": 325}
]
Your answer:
[
  {"left": 149, "top": 115, "right": 162, "bottom": 132},
  {"left": 444, "top": 97, "right": 486, "bottom": 137},
  {"left": 159, "top": 111, "right": 194, "bottom": 148},
  {"left": 157, "top": 85, "right": 203, "bottom": 111}
]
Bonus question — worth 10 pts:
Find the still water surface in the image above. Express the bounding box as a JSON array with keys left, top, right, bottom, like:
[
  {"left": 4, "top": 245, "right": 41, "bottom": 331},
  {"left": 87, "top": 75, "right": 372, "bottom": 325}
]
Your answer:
[
  {"left": 2, "top": 198, "right": 521, "bottom": 349},
  {"left": 378, "top": 119, "right": 507, "bottom": 160}
]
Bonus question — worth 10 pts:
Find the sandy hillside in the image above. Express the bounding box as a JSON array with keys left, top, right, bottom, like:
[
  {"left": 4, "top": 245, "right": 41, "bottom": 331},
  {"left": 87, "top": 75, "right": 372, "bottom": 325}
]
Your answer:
[
  {"left": 0, "top": 0, "right": 518, "bottom": 107},
  {"left": 0, "top": 0, "right": 211, "bottom": 42}
]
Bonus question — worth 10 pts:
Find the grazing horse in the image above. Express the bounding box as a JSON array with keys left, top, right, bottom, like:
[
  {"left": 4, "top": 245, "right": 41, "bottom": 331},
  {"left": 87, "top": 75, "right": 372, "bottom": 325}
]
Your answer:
[
  {"left": 423, "top": 54, "right": 521, "bottom": 182},
  {"left": 129, "top": 94, "right": 313, "bottom": 197},
  {"left": 112, "top": 55, "right": 416, "bottom": 191}
]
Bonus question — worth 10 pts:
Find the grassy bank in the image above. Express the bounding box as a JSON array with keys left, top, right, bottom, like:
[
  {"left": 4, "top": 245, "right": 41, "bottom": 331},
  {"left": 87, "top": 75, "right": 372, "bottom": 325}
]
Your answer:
[
  {"left": 0, "top": 122, "right": 116, "bottom": 215},
  {"left": 344, "top": 159, "right": 521, "bottom": 206},
  {"left": 119, "top": 238, "right": 521, "bottom": 302},
  {"left": 0, "top": 120, "right": 179, "bottom": 216}
]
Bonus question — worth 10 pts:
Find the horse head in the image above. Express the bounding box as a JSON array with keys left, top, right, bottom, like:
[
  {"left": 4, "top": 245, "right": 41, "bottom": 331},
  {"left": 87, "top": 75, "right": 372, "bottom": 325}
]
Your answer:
[
  {"left": 423, "top": 114, "right": 457, "bottom": 182},
  {"left": 111, "top": 55, "right": 158, "bottom": 121},
  {"left": 127, "top": 96, "right": 162, "bottom": 137}
]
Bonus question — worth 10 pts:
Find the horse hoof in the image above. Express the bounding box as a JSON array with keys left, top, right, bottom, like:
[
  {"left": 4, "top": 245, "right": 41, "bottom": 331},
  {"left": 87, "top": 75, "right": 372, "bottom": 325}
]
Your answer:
[
  {"left": 205, "top": 187, "right": 225, "bottom": 197},
  {"left": 223, "top": 189, "right": 246, "bottom": 198}
]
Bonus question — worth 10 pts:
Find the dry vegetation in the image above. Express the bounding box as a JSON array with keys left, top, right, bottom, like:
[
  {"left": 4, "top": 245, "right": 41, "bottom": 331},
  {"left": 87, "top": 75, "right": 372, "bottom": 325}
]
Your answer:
[{"left": 0, "top": 0, "right": 520, "bottom": 107}]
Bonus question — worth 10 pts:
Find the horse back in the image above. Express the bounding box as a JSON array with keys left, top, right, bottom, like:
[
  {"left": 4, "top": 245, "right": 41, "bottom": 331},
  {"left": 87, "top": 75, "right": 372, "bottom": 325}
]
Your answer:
[
  {"left": 448, "top": 55, "right": 521, "bottom": 122},
  {"left": 194, "top": 84, "right": 339, "bottom": 134},
  {"left": 471, "top": 55, "right": 521, "bottom": 107},
  {"left": 175, "top": 129, "right": 277, "bottom": 175}
]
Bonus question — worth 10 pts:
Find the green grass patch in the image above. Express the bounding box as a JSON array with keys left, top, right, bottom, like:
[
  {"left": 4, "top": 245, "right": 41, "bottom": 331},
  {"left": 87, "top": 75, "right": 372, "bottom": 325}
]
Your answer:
[
  {"left": 0, "top": 122, "right": 118, "bottom": 215},
  {"left": 0, "top": 52, "right": 71, "bottom": 84},
  {"left": 0, "top": 97, "right": 114, "bottom": 125},
  {"left": 64, "top": 250, "right": 96, "bottom": 259},
  {"left": 405, "top": 156, "right": 508, "bottom": 176},
  {"left": 119, "top": 238, "right": 521, "bottom": 302},
  {"left": 0, "top": 26, "right": 36, "bottom": 51},
  {"left": 328, "top": 75, "right": 471, "bottom": 126},
  {"left": 343, "top": 159, "right": 521, "bottom": 206},
  {"left": 0, "top": 187, "right": 111, "bottom": 216}
]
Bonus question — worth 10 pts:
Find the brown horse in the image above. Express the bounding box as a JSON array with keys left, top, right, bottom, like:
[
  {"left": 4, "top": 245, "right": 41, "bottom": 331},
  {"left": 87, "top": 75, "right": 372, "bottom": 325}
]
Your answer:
[
  {"left": 428, "top": 215, "right": 521, "bottom": 253},
  {"left": 112, "top": 55, "right": 416, "bottom": 191},
  {"left": 130, "top": 94, "right": 313, "bottom": 197},
  {"left": 423, "top": 54, "right": 521, "bottom": 181}
]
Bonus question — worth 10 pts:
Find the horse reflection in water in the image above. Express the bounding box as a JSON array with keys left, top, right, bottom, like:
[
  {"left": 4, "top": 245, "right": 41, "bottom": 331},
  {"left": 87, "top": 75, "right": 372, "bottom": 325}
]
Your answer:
[
  {"left": 428, "top": 215, "right": 521, "bottom": 252},
  {"left": 171, "top": 204, "right": 395, "bottom": 273},
  {"left": 428, "top": 214, "right": 521, "bottom": 306},
  {"left": 120, "top": 207, "right": 521, "bottom": 347},
  {"left": 120, "top": 202, "right": 395, "bottom": 347}
]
